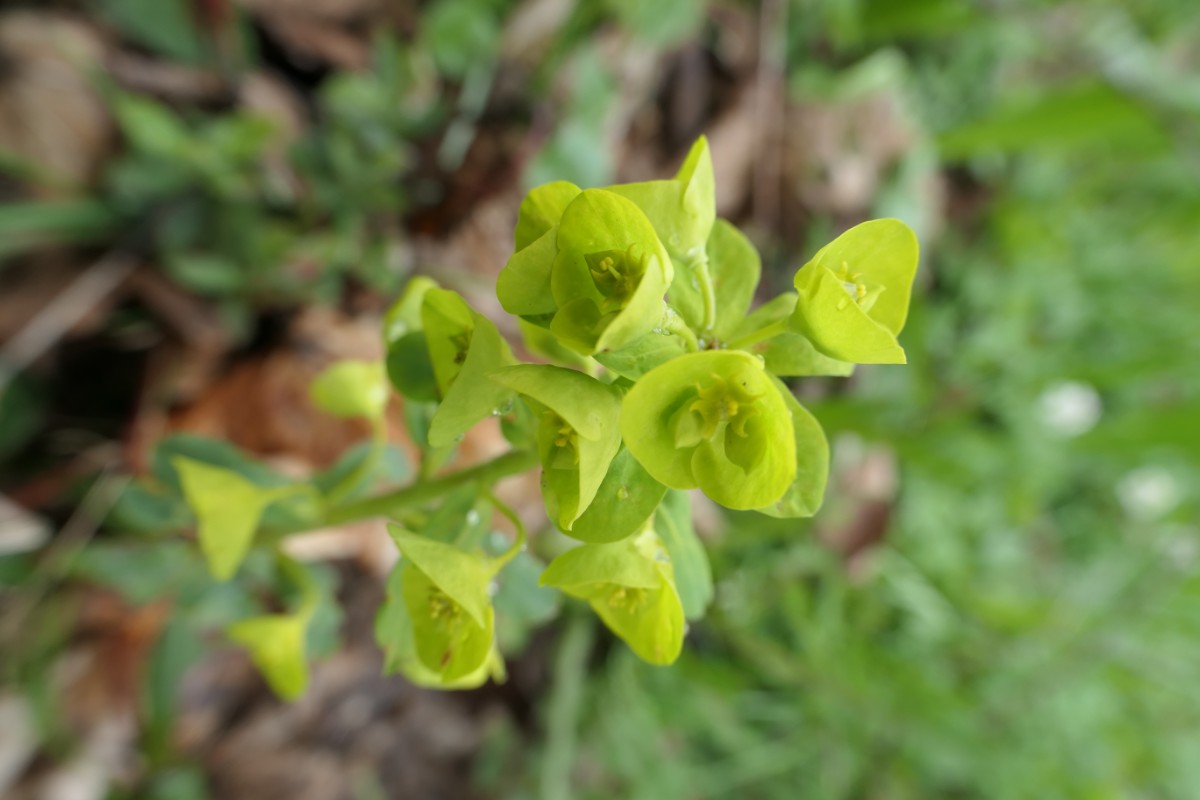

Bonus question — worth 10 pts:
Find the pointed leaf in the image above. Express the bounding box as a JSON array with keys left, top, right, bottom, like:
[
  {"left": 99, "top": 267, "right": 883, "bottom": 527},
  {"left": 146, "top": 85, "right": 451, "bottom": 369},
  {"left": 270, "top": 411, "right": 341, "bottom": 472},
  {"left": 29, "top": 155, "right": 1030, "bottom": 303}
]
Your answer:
[
  {"left": 174, "top": 458, "right": 292, "bottom": 581},
  {"left": 227, "top": 614, "right": 309, "bottom": 700}
]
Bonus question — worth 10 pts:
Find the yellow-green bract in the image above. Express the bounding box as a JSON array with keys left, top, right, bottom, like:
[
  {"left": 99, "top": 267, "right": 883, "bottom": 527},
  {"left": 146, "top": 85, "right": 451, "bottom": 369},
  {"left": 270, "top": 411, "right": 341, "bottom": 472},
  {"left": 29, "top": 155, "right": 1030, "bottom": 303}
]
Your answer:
[
  {"left": 389, "top": 526, "right": 499, "bottom": 682},
  {"left": 421, "top": 288, "right": 516, "bottom": 447},
  {"left": 490, "top": 364, "right": 623, "bottom": 531},
  {"left": 540, "top": 533, "right": 685, "bottom": 665},
  {"left": 790, "top": 219, "right": 919, "bottom": 364},
  {"left": 620, "top": 350, "right": 797, "bottom": 510}
]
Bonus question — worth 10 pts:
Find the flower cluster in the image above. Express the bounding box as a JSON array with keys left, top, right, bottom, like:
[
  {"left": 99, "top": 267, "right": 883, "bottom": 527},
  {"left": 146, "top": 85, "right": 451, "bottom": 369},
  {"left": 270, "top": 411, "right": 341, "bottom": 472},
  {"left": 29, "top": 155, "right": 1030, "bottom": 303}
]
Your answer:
[{"left": 376, "top": 137, "right": 919, "bottom": 684}]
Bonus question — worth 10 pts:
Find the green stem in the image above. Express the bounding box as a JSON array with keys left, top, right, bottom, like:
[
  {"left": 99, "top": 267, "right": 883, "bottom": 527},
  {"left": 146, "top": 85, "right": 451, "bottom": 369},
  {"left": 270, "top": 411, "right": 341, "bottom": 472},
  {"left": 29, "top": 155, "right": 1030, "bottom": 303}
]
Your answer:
[
  {"left": 661, "top": 307, "right": 700, "bottom": 352},
  {"left": 318, "top": 449, "right": 538, "bottom": 529},
  {"left": 482, "top": 486, "right": 527, "bottom": 567},
  {"left": 725, "top": 320, "right": 788, "bottom": 351},
  {"left": 694, "top": 253, "right": 717, "bottom": 333}
]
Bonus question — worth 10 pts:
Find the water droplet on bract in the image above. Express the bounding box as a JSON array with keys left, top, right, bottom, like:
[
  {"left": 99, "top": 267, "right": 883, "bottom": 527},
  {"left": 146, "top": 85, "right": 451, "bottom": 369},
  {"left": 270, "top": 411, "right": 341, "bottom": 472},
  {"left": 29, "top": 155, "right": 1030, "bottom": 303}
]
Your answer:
[
  {"left": 488, "top": 580, "right": 499, "bottom": 596},
  {"left": 466, "top": 510, "right": 480, "bottom": 526},
  {"left": 617, "top": 486, "right": 630, "bottom": 500}
]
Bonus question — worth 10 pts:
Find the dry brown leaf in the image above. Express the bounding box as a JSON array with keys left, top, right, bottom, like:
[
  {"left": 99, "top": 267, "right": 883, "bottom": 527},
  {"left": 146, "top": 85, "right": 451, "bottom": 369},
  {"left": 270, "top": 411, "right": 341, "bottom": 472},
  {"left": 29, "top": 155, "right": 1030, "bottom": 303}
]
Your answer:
[{"left": 0, "top": 12, "right": 113, "bottom": 189}]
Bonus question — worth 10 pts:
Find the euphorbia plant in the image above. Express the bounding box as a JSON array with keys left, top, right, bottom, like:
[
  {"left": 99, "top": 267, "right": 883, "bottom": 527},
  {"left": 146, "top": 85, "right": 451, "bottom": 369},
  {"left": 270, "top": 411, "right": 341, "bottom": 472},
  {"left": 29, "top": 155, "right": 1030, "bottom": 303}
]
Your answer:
[{"left": 155, "top": 136, "right": 918, "bottom": 695}]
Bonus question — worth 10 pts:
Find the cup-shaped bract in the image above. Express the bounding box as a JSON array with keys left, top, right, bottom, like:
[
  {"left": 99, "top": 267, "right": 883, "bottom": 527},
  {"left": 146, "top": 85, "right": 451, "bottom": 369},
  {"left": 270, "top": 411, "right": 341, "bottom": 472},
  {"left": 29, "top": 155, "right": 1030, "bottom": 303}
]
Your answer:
[
  {"left": 490, "top": 364, "right": 622, "bottom": 531},
  {"left": 421, "top": 289, "right": 516, "bottom": 447},
  {"left": 789, "top": 219, "right": 919, "bottom": 364},
  {"left": 390, "top": 527, "right": 497, "bottom": 682},
  {"left": 376, "top": 558, "right": 505, "bottom": 691},
  {"left": 547, "top": 189, "right": 673, "bottom": 355},
  {"left": 540, "top": 534, "right": 685, "bottom": 665},
  {"left": 621, "top": 351, "right": 796, "bottom": 510}
]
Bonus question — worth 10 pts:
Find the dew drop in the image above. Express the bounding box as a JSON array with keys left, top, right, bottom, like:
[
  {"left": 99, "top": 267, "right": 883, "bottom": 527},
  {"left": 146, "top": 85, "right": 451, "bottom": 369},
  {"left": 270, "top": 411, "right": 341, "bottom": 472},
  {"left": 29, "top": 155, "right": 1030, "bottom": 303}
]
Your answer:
[
  {"left": 466, "top": 510, "right": 480, "bottom": 526},
  {"left": 617, "top": 486, "right": 630, "bottom": 500},
  {"left": 487, "top": 580, "right": 499, "bottom": 596}
]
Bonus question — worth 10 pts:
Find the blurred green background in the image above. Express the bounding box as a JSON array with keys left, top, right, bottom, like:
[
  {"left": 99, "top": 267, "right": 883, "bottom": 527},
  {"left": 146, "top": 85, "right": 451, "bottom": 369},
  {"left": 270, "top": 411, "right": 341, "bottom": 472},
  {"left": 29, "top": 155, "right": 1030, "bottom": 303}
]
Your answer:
[{"left": 1, "top": 0, "right": 1198, "bottom": 798}]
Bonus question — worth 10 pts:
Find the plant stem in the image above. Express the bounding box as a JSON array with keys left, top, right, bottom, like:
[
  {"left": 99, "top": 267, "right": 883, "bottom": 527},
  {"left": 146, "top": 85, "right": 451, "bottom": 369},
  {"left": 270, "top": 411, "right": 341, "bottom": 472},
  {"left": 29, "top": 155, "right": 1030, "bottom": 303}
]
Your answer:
[
  {"left": 320, "top": 449, "right": 538, "bottom": 529},
  {"left": 661, "top": 306, "right": 700, "bottom": 352},
  {"left": 725, "top": 320, "right": 788, "bottom": 350},
  {"left": 694, "top": 254, "right": 717, "bottom": 333}
]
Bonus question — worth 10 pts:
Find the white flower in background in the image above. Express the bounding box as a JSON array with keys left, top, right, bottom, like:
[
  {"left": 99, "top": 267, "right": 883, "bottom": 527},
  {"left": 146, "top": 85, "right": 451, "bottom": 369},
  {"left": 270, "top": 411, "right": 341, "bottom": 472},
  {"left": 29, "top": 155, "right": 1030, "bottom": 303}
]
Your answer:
[
  {"left": 1117, "top": 466, "right": 1182, "bottom": 521},
  {"left": 1037, "top": 380, "right": 1101, "bottom": 437}
]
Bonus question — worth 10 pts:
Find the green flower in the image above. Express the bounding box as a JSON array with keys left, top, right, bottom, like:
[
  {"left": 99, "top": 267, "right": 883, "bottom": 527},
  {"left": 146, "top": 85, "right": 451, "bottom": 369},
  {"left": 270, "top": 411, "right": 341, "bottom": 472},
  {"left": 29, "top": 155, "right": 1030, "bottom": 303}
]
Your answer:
[
  {"left": 389, "top": 527, "right": 497, "bottom": 682},
  {"left": 540, "top": 533, "right": 685, "bottom": 665},
  {"left": 490, "top": 364, "right": 622, "bottom": 531},
  {"left": 549, "top": 189, "right": 674, "bottom": 355},
  {"left": 789, "top": 219, "right": 919, "bottom": 364},
  {"left": 620, "top": 351, "right": 796, "bottom": 510}
]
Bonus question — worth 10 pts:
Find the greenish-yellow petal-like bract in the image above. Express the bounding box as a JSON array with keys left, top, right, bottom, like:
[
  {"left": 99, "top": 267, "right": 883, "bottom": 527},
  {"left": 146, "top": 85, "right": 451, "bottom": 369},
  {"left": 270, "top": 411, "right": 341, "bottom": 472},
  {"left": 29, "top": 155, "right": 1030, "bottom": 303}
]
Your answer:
[
  {"left": 789, "top": 218, "right": 919, "bottom": 364},
  {"left": 549, "top": 189, "right": 673, "bottom": 355},
  {"left": 389, "top": 526, "right": 498, "bottom": 681},
  {"left": 540, "top": 534, "right": 685, "bottom": 665},
  {"left": 491, "top": 364, "right": 623, "bottom": 531},
  {"left": 621, "top": 351, "right": 796, "bottom": 510},
  {"left": 421, "top": 289, "right": 516, "bottom": 447}
]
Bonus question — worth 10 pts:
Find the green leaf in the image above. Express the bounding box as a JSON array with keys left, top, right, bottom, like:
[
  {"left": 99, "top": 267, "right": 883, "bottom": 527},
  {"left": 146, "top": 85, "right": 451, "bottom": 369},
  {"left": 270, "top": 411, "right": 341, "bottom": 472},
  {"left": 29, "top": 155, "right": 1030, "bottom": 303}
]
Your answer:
[
  {"left": 491, "top": 365, "right": 623, "bottom": 529},
  {"left": 654, "top": 490, "right": 713, "bottom": 620},
  {"left": 227, "top": 614, "right": 309, "bottom": 700},
  {"left": 758, "top": 380, "right": 829, "bottom": 518},
  {"left": 620, "top": 351, "right": 797, "bottom": 510},
  {"left": 549, "top": 189, "right": 674, "bottom": 355},
  {"left": 568, "top": 447, "right": 667, "bottom": 544},
  {"left": 113, "top": 93, "right": 193, "bottom": 158},
  {"left": 386, "top": 331, "right": 440, "bottom": 403},
  {"left": 98, "top": 0, "right": 209, "bottom": 64},
  {"left": 174, "top": 458, "right": 294, "bottom": 581},
  {"left": 0, "top": 201, "right": 117, "bottom": 259},
  {"left": 310, "top": 360, "right": 389, "bottom": 421},
  {"left": 514, "top": 181, "right": 582, "bottom": 251},
  {"left": 593, "top": 327, "right": 690, "bottom": 380},
  {"left": 790, "top": 219, "right": 919, "bottom": 364},
  {"left": 731, "top": 294, "right": 854, "bottom": 376},
  {"left": 423, "top": 0, "right": 499, "bottom": 79},
  {"left": 226, "top": 554, "right": 321, "bottom": 701},
  {"left": 938, "top": 82, "right": 1168, "bottom": 158},
  {"left": 541, "top": 536, "right": 685, "bottom": 665}
]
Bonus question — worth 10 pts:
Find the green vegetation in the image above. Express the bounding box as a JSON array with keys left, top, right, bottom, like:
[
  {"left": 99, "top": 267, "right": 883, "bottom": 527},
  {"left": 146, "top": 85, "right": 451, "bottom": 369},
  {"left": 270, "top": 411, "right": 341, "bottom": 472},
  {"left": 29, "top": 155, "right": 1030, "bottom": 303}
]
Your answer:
[{"left": 1, "top": 0, "right": 1197, "bottom": 798}]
